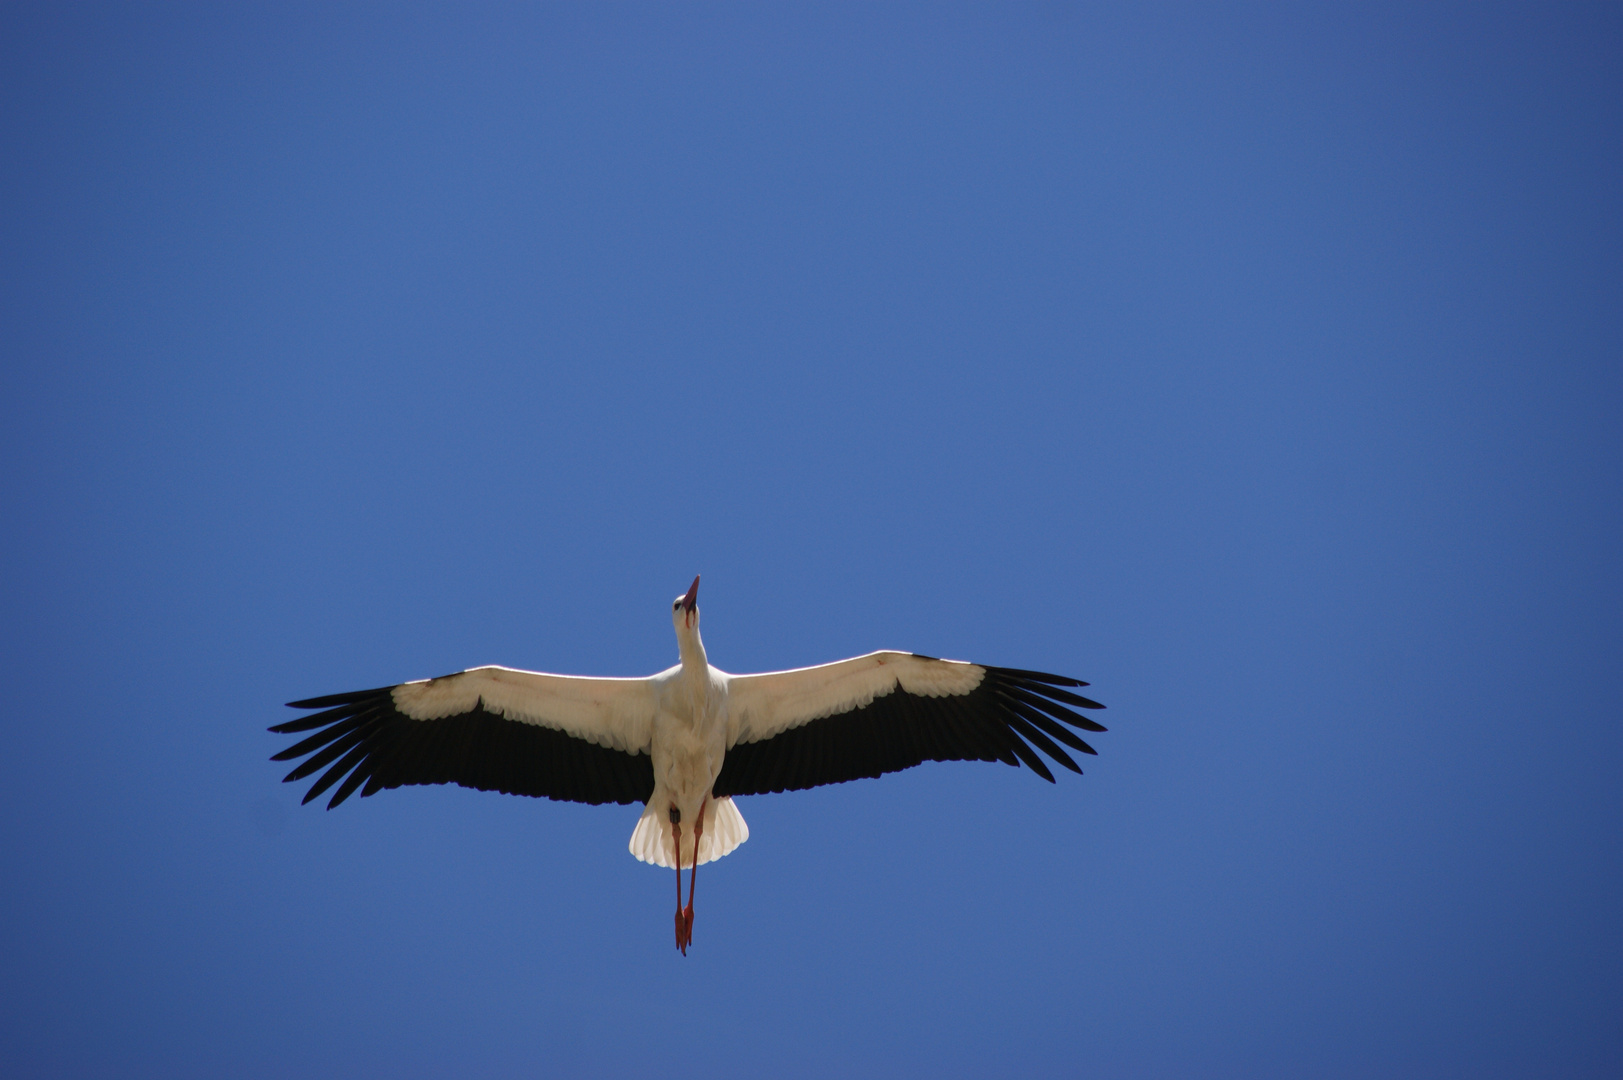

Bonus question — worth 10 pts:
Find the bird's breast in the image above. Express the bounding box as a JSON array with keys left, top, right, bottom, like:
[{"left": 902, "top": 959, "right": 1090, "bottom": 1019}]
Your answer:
[{"left": 651, "top": 696, "right": 728, "bottom": 811}]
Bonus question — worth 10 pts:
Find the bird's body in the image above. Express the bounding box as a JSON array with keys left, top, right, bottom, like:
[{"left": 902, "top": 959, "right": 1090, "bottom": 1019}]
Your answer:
[
  {"left": 650, "top": 608, "right": 726, "bottom": 845},
  {"left": 271, "top": 576, "right": 1106, "bottom": 951}
]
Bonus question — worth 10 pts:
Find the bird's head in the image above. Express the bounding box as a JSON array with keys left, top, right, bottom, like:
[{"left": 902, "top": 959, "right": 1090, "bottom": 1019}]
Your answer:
[{"left": 671, "top": 575, "right": 700, "bottom": 632}]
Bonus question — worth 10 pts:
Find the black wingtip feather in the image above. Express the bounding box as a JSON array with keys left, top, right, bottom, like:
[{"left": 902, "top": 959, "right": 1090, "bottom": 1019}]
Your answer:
[
  {"left": 988, "top": 666, "right": 1089, "bottom": 688},
  {"left": 326, "top": 760, "right": 375, "bottom": 809},
  {"left": 1006, "top": 715, "right": 1082, "bottom": 775},
  {"left": 1002, "top": 730, "right": 1057, "bottom": 783},
  {"left": 998, "top": 684, "right": 1111, "bottom": 734},
  {"left": 1012, "top": 680, "right": 1106, "bottom": 710},
  {"left": 997, "top": 692, "right": 1099, "bottom": 756},
  {"left": 285, "top": 686, "right": 394, "bottom": 710},
  {"left": 268, "top": 713, "right": 340, "bottom": 735}
]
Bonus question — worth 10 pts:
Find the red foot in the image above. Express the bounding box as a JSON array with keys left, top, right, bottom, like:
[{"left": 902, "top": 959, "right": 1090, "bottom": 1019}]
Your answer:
[{"left": 674, "top": 906, "right": 693, "bottom": 953}]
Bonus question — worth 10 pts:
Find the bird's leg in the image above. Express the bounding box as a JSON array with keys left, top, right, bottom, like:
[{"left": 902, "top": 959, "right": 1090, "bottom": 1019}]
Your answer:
[
  {"left": 670, "top": 806, "right": 687, "bottom": 953},
  {"left": 682, "top": 798, "right": 706, "bottom": 949},
  {"left": 673, "top": 825, "right": 684, "bottom": 950}
]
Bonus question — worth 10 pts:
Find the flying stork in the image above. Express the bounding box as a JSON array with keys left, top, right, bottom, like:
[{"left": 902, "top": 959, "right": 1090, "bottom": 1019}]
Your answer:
[{"left": 270, "top": 576, "right": 1107, "bottom": 953}]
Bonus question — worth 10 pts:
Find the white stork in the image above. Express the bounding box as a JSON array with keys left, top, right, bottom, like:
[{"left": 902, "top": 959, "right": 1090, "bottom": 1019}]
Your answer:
[{"left": 270, "top": 576, "right": 1106, "bottom": 953}]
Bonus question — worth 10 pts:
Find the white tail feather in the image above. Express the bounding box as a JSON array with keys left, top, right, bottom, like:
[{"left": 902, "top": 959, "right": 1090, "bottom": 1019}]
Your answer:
[{"left": 629, "top": 797, "right": 749, "bottom": 868}]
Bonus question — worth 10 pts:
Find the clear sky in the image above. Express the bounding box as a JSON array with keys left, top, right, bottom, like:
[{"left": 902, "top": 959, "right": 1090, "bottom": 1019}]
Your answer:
[{"left": 2, "top": 4, "right": 1619, "bottom": 1078}]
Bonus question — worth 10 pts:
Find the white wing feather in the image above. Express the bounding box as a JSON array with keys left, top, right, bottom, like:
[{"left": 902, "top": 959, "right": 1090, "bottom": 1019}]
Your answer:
[
  {"left": 723, "top": 651, "right": 985, "bottom": 747},
  {"left": 391, "top": 666, "right": 656, "bottom": 754}
]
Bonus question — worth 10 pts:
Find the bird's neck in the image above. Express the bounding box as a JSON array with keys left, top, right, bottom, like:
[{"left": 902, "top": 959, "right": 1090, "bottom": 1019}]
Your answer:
[{"left": 678, "top": 626, "right": 709, "bottom": 675}]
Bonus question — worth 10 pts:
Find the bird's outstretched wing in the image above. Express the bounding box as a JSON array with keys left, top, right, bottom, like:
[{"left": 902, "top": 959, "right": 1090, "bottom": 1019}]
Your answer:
[
  {"left": 270, "top": 666, "right": 657, "bottom": 809},
  {"left": 714, "top": 652, "right": 1105, "bottom": 796}
]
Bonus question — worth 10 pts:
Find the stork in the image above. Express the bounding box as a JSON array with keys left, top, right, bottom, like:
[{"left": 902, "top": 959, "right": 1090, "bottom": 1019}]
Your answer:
[{"left": 269, "top": 576, "right": 1106, "bottom": 953}]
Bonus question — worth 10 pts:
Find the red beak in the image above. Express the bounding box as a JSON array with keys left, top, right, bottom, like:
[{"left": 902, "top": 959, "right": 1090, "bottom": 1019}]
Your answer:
[{"left": 681, "top": 575, "right": 700, "bottom": 624}]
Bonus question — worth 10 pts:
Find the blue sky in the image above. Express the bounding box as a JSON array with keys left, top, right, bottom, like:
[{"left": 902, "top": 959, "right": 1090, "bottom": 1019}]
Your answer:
[{"left": 2, "top": 4, "right": 1618, "bottom": 1077}]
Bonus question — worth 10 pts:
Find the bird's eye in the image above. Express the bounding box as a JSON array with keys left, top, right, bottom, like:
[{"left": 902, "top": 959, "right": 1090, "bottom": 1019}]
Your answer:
[{"left": 673, "top": 601, "right": 681, "bottom": 610}]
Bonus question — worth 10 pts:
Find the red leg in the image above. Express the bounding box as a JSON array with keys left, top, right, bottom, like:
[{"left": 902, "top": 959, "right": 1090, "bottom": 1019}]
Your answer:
[
  {"left": 682, "top": 799, "right": 706, "bottom": 949},
  {"left": 672, "top": 819, "right": 686, "bottom": 953}
]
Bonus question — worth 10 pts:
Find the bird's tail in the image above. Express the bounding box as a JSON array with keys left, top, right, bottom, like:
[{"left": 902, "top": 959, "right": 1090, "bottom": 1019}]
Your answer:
[{"left": 629, "top": 796, "right": 749, "bottom": 868}]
